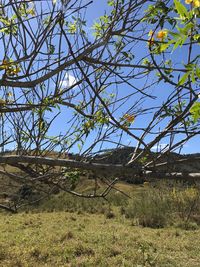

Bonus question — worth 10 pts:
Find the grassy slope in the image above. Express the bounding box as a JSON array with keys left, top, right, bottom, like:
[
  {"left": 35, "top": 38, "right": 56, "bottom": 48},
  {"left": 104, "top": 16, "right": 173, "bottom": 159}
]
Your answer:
[
  {"left": 1, "top": 176, "right": 200, "bottom": 266},
  {"left": 1, "top": 211, "right": 200, "bottom": 267}
]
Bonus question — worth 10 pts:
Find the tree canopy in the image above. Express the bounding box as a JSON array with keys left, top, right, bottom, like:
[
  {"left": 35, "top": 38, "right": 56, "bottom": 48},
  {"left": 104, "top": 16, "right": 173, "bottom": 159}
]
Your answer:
[{"left": 0, "top": 0, "right": 200, "bottom": 211}]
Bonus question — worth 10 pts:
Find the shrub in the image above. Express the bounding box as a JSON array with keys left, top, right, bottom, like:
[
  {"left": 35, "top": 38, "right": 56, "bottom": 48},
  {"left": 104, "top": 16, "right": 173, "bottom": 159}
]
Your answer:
[
  {"left": 124, "top": 187, "right": 171, "bottom": 228},
  {"left": 124, "top": 183, "right": 200, "bottom": 228},
  {"left": 170, "top": 187, "right": 200, "bottom": 223},
  {"left": 176, "top": 221, "right": 199, "bottom": 231},
  {"left": 107, "top": 191, "right": 128, "bottom": 206},
  {"left": 34, "top": 192, "right": 108, "bottom": 214}
]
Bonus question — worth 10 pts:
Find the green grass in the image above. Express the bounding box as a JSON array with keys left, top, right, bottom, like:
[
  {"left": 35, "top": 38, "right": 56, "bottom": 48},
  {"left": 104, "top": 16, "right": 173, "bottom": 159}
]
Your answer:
[
  {"left": 1, "top": 181, "right": 200, "bottom": 266},
  {"left": 1, "top": 211, "right": 200, "bottom": 266}
]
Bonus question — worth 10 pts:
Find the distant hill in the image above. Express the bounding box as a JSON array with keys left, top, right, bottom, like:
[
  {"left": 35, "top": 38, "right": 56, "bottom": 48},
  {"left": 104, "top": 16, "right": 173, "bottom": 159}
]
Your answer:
[
  {"left": 90, "top": 147, "right": 200, "bottom": 173},
  {"left": 1, "top": 147, "right": 200, "bottom": 173}
]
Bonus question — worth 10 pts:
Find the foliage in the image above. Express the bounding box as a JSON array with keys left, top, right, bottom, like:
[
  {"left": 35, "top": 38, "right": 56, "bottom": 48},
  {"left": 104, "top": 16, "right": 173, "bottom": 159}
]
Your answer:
[
  {"left": 15, "top": 181, "right": 200, "bottom": 230},
  {"left": 171, "top": 186, "right": 200, "bottom": 223},
  {"left": 62, "top": 169, "right": 81, "bottom": 190},
  {"left": 123, "top": 184, "right": 200, "bottom": 228},
  {"left": 190, "top": 102, "right": 200, "bottom": 123},
  {"left": 124, "top": 187, "right": 171, "bottom": 228}
]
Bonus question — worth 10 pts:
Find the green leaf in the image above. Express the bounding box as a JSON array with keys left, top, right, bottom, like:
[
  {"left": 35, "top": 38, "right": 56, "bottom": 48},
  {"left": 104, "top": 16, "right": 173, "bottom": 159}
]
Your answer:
[
  {"left": 174, "top": 0, "right": 188, "bottom": 18},
  {"left": 48, "top": 44, "right": 55, "bottom": 54},
  {"left": 172, "top": 35, "right": 187, "bottom": 51},
  {"left": 178, "top": 72, "right": 190, "bottom": 85},
  {"left": 107, "top": 0, "right": 114, "bottom": 6},
  {"left": 177, "top": 22, "right": 193, "bottom": 35},
  {"left": 193, "top": 34, "right": 200, "bottom": 41},
  {"left": 190, "top": 102, "right": 200, "bottom": 123},
  {"left": 77, "top": 143, "right": 82, "bottom": 151},
  {"left": 68, "top": 21, "right": 77, "bottom": 34},
  {"left": 196, "top": 67, "right": 200, "bottom": 79},
  {"left": 169, "top": 31, "right": 182, "bottom": 40},
  {"left": 122, "top": 51, "right": 129, "bottom": 57},
  {"left": 159, "top": 43, "right": 171, "bottom": 52},
  {"left": 191, "top": 71, "right": 196, "bottom": 83}
]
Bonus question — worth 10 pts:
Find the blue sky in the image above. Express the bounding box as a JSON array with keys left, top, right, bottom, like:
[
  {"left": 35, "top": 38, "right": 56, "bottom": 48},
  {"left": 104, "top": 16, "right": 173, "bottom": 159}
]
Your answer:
[{"left": 0, "top": 0, "right": 199, "bottom": 155}]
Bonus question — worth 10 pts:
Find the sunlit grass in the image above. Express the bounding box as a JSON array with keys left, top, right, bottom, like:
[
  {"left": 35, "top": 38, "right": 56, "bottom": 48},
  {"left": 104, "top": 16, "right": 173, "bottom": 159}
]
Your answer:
[
  {"left": 1, "top": 180, "right": 200, "bottom": 266},
  {"left": 1, "top": 210, "right": 200, "bottom": 266}
]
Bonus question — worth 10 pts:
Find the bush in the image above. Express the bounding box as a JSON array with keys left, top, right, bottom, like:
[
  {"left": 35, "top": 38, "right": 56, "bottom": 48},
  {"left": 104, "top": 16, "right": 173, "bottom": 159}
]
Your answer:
[
  {"left": 123, "top": 183, "right": 200, "bottom": 228},
  {"left": 30, "top": 188, "right": 127, "bottom": 215},
  {"left": 124, "top": 188, "right": 171, "bottom": 228},
  {"left": 107, "top": 191, "right": 128, "bottom": 206},
  {"left": 32, "top": 192, "right": 108, "bottom": 214},
  {"left": 176, "top": 221, "right": 199, "bottom": 231},
  {"left": 170, "top": 187, "right": 200, "bottom": 223}
]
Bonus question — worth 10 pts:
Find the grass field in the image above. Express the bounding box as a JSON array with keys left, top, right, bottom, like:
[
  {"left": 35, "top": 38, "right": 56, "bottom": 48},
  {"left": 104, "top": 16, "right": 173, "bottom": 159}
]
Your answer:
[
  {"left": 1, "top": 210, "right": 200, "bottom": 267},
  {"left": 1, "top": 180, "right": 200, "bottom": 266}
]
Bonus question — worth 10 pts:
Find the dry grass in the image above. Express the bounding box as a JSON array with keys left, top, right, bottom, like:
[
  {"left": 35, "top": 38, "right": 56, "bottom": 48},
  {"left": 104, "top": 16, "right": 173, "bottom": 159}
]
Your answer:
[
  {"left": 0, "top": 210, "right": 200, "bottom": 266},
  {"left": 1, "top": 172, "right": 200, "bottom": 266}
]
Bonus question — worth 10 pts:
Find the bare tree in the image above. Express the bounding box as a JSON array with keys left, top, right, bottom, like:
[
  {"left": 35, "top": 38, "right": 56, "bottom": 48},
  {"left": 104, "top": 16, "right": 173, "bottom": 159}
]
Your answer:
[{"left": 0, "top": 0, "right": 200, "bottom": 211}]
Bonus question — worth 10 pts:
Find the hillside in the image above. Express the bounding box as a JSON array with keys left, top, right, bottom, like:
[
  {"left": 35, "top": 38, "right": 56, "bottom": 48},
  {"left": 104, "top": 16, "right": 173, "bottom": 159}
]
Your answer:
[
  {"left": 90, "top": 147, "right": 200, "bottom": 173},
  {"left": 0, "top": 147, "right": 200, "bottom": 212},
  {"left": 1, "top": 149, "right": 200, "bottom": 266}
]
